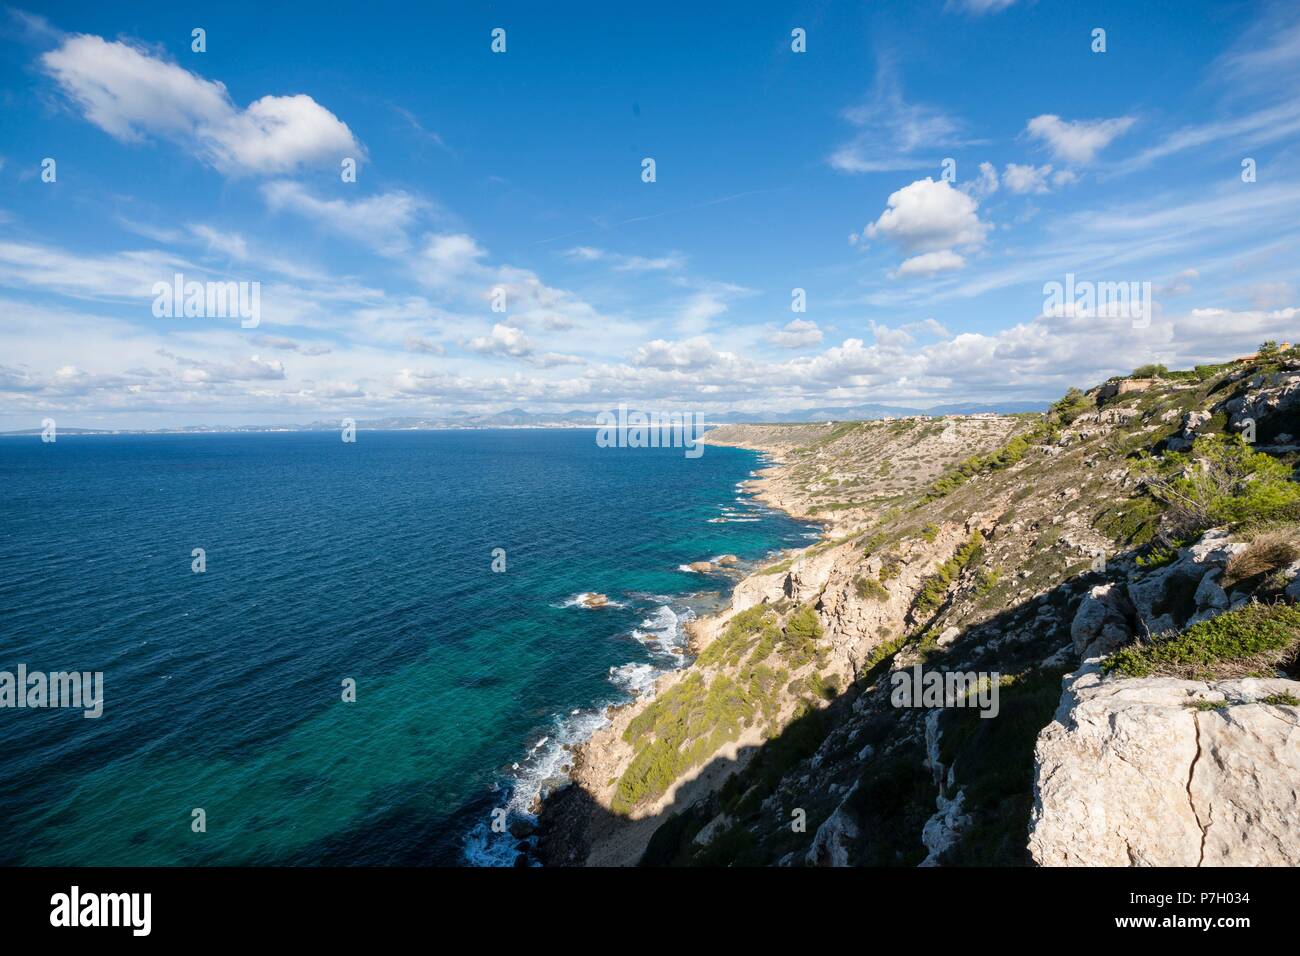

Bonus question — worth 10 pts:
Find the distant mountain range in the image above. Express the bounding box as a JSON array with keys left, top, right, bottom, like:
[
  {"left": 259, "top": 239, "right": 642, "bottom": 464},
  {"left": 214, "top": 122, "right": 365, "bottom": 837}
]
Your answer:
[{"left": 0, "top": 401, "right": 1048, "bottom": 435}]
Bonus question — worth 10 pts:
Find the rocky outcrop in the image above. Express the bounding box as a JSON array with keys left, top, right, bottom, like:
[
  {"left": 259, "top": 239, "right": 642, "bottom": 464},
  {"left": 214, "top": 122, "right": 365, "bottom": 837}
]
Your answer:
[
  {"left": 1029, "top": 668, "right": 1300, "bottom": 866},
  {"left": 805, "top": 782, "right": 861, "bottom": 867},
  {"left": 1219, "top": 361, "right": 1300, "bottom": 442},
  {"left": 1125, "top": 530, "right": 1248, "bottom": 634},
  {"left": 1070, "top": 583, "right": 1133, "bottom": 659}
]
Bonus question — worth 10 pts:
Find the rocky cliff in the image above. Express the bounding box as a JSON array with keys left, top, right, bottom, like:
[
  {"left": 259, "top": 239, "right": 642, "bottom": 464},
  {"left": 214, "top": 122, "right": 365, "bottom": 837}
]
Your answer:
[{"left": 536, "top": 348, "right": 1300, "bottom": 867}]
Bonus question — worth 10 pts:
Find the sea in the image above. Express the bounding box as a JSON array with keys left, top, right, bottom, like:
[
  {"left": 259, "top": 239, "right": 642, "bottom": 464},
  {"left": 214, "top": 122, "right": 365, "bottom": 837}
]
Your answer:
[{"left": 0, "top": 429, "right": 818, "bottom": 865}]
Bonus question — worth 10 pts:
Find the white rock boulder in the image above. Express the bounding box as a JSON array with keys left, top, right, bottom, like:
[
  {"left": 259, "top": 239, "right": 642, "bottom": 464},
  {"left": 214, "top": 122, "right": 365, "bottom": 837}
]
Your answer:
[{"left": 1029, "top": 670, "right": 1300, "bottom": 866}]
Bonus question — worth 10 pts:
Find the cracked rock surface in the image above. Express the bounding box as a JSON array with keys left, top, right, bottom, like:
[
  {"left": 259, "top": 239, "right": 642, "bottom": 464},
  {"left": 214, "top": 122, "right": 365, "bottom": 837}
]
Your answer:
[{"left": 1028, "top": 668, "right": 1300, "bottom": 866}]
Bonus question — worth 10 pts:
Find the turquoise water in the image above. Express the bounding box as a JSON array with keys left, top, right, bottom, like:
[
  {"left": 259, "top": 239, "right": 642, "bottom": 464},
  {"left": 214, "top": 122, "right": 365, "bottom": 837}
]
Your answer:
[{"left": 0, "top": 430, "right": 816, "bottom": 865}]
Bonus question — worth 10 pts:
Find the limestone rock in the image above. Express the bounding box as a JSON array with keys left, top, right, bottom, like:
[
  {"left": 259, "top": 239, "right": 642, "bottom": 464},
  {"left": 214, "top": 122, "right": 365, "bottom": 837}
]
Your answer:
[
  {"left": 1070, "top": 583, "right": 1133, "bottom": 658},
  {"left": 1193, "top": 568, "right": 1229, "bottom": 610},
  {"left": 1029, "top": 670, "right": 1300, "bottom": 866},
  {"left": 805, "top": 782, "right": 861, "bottom": 867}
]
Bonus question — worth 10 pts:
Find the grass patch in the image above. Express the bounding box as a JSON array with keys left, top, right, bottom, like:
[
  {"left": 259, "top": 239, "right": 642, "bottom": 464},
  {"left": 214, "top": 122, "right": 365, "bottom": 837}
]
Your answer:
[{"left": 1222, "top": 530, "right": 1299, "bottom": 589}]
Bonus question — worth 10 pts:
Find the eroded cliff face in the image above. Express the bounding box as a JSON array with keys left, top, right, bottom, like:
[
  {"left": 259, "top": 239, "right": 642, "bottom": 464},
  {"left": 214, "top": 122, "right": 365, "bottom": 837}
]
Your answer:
[{"left": 536, "top": 353, "right": 1300, "bottom": 868}]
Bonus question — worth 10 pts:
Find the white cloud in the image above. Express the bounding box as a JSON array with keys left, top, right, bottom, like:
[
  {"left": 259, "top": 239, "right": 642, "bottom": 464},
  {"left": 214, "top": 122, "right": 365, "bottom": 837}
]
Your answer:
[
  {"left": 950, "top": 0, "right": 1017, "bottom": 13},
  {"left": 468, "top": 322, "right": 532, "bottom": 358},
  {"left": 163, "top": 351, "right": 287, "bottom": 383},
  {"left": 963, "top": 161, "right": 999, "bottom": 199},
  {"left": 870, "top": 322, "right": 914, "bottom": 348},
  {"left": 1001, "top": 163, "right": 1054, "bottom": 194},
  {"left": 403, "top": 336, "right": 445, "bottom": 355},
  {"left": 262, "top": 181, "right": 428, "bottom": 256},
  {"left": 1247, "top": 282, "right": 1294, "bottom": 310},
  {"left": 1025, "top": 114, "right": 1135, "bottom": 164},
  {"left": 632, "top": 336, "right": 731, "bottom": 370},
  {"left": 865, "top": 177, "right": 989, "bottom": 253},
  {"left": 564, "top": 246, "right": 685, "bottom": 271},
  {"left": 418, "top": 234, "right": 489, "bottom": 285},
  {"left": 769, "top": 319, "right": 823, "bottom": 349},
  {"left": 254, "top": 335, "right": 331, "bottom": 355},
  {"left": 894, "top": 249, "right": 967, "bottom": 277},
  {"left": 41, "top": 34, "right": 362, "bottom": 175},
  {"left": 1157, "top": 268, "right": 1199, "bottom": 297},
  {"left": 188, "top": 224, "right": 249, "bottom": 260},
  {"left": 905, "top": 318, "right": 952, "bottom": 338},
  {"left": 0, "top": 239, "right": 189, "bottom": 300}
]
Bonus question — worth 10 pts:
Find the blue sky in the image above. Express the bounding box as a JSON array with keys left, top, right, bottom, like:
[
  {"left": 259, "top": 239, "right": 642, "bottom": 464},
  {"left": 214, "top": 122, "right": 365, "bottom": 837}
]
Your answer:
[{"left": 1, "top": 0, "right": 1298, "bottom": 428}]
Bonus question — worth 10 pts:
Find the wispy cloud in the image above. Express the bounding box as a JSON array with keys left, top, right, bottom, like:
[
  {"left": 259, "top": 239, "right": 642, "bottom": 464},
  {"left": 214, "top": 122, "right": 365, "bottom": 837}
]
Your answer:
[{"left": 829, "top": 60, "right": 973, "bottom": 174}]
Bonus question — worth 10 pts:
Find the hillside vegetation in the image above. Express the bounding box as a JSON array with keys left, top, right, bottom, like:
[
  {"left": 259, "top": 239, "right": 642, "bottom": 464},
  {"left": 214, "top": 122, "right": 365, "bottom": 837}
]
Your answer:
[{"left": 538, "top": 346, "right": 1300, "bottom": 867}]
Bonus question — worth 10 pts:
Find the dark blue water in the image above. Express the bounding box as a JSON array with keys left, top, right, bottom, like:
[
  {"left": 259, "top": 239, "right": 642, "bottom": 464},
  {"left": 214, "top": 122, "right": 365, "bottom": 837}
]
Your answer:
[{"left": 0, "top": 430, "right": 815, "bottom": 865}]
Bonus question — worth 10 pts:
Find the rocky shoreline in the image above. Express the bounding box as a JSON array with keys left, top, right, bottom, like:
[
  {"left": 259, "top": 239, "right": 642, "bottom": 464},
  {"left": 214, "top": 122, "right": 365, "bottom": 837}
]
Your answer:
[
  {"left": 534, "top": 435, "right": 828, "bottom": 866},
  {"left": 537, "top": 362, "right": 1300, "bottom": 868}
]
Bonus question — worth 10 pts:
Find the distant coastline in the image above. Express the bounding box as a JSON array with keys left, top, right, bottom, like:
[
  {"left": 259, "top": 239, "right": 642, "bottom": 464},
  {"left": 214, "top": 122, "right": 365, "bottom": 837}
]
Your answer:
[{"left": 0, "top": 401, "right": 1049, "bottom": 437}]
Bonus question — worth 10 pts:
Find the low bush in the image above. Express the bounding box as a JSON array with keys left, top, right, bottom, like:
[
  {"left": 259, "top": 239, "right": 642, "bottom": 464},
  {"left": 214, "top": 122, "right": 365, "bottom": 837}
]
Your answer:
[
  {"left": 854, "top": 575, "right": 889, "bottom": 601},
  {"left": 1104, "top": 602, "right": 1300, "bottom": 680}
]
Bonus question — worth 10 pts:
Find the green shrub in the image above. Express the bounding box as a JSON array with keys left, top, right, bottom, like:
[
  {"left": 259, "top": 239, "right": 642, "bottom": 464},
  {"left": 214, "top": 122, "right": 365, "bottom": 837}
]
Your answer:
[
  {"left": 854, "top": 575, "right": 889, "bottom": 601},
  {"left": 1138, "top": 434, "right": 1300, "bottom": 533},
  {"left": 1049, "top": 387, "right": 1093, "bottom": 426},
  {"left": 914, "top": 531, "right": 986, "bottom": 618},
  {"left": 1095, "top": 496, "right": 1163, "bottom": 546},
  {"left": 615, "top": 662, "right": 788, "bottom": 812},
  {"left": 1104, "top": 602, "right": 1300, "bottom": 679},
  {"left": 1135, "top": 545, "right": 1178, "bottom": 569},
  {"left": 697, "top": 606, "right": 778, "bottom": 668},
  {"left": 1194, "top": 363, "right": 1232, "bottom": 382},
  {"left": 1131, "top": 363, "right": 1167, "bottom": 378},
  {"left": 807, "top": 671, "right": 838, "bottom": 701},
  {"left": 780, "top": 605, "right": 823, "bottom": 667}
]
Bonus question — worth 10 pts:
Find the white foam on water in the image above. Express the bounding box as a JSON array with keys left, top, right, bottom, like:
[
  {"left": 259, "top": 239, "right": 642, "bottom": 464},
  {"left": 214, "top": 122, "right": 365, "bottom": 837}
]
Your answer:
[
  {"left": 463, "top": 705, "right": 611, "bottom": 867},
  {"left": 608, "top": 661, "right": 657, "bottom": 697},
  {"left": 464, "top": 602, "right": 695, "bottom": 867}
]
